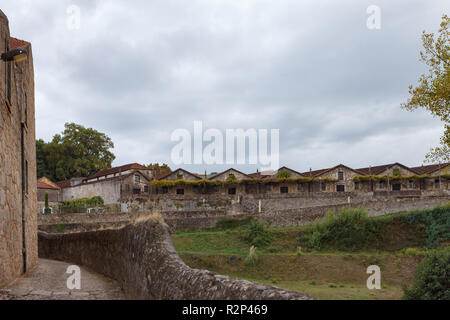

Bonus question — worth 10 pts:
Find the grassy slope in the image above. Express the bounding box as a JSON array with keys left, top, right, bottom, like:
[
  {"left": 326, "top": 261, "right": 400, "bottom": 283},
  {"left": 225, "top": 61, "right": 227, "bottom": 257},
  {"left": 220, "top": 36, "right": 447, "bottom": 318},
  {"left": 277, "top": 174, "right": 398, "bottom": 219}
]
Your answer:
[{"left": 172, "top": 211, "right": 432, "bottom": 300}]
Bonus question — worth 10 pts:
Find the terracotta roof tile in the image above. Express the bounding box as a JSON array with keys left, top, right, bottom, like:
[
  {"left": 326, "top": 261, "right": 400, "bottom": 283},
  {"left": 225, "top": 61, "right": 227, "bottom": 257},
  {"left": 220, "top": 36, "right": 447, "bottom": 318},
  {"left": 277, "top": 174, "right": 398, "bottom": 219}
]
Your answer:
[
  {"left": 86, "top": 163, "right": 149, "bottom": 180},
  {"left": 10, "top": 37, "right": 29, "bottom": 50},
  {"left": 410, "top": 163, "right": 450, "bottom": 175},
  {"left": 37, "top": 177, "right": 60, "bottom": 190}
]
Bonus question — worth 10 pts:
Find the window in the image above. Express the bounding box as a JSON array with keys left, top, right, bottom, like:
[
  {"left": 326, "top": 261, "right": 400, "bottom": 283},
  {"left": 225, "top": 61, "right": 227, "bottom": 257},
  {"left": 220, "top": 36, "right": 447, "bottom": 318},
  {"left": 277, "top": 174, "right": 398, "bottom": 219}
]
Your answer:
[
  {"left": 162, "top": 186, "right": 168, "bottom": 194},
  {"left": 321, "top": 182, "right": 326, "bottom": 191},
  {"left": 265, "top": 184, "right": 272, "bottom": 192},
  {"left": 135, "top": 174, "right": 140, "bottom": 183},
  {"left": 354, "top": 182, "right": 360, "bottom": 190},
  {"left": 297, "top": 183, "right": 303, "bottom": 191},
  {"left": 228, "top": 187, "right": 236, "bottom": 195},
  {"left": 144, "top": 185, "right": 149, "bottom": 193},
  {"left": 409, "top": 180, "right": 415, "bottom": 189},
  {"left": 176, "top": 188, "right": 184, "bottom": 195},
  {"left": 338, "top": 171, "right": 344, "bottom": 181},
  {"left": 177, "top": 173, "right": 183, "bottom": 179},
  {"left": 379, "top": 181, "right": 385, "bottom": 189},
  {"left": 392, "top": 184, "right": 401, "bottom": 191},
  {"left": 336, "top": 185, "right": 345, "bottom": 192},
  {"left": 435, "top": 179, "right": 440, "bottom": 189},
  {"left": 280, "top": 186, "right": 289, "bottom": 194},
  {"left": 393, "top": 168, "right": 401, "bottom": 176},
  {"left": 133, "top": 188, "right": 140, "bottom": 194},
  {"left": 125, "top": 184, "right": 130, "bottom": 192}
]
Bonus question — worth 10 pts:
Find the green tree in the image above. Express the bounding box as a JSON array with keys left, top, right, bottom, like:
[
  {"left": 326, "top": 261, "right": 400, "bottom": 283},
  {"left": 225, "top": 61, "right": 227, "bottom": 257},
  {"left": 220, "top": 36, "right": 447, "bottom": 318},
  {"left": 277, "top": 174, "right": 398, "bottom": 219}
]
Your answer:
[
  {"left": 147, "top": 163, "right": 172, "bottom": 176},
  {"left": 402, "top": 14, "right": 449, "bottom": 162},
  {"left": 403, "top": 248, "right": 450, "bottom": 300},
  {"left": 36, "top": 123, "right": 115, "bottom": 181}
]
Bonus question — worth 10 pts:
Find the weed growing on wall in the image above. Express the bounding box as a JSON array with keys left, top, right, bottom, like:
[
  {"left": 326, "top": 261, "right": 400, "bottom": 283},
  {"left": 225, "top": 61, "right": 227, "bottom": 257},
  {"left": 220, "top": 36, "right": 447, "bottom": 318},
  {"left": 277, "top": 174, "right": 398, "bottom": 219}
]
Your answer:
[
  {"left": 298, "top": 208, "right": 378, "bottom": 251},
  {"left": 404, "top": 204, "right": 450, "bottom": 248}
]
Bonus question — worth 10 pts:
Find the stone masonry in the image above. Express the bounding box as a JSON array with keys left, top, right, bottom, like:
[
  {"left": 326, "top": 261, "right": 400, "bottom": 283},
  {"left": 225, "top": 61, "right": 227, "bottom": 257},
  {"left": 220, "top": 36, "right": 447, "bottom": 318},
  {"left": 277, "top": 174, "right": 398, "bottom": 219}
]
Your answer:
[{"left": 0, "top": 10, "right": 37, "bottom": 287}]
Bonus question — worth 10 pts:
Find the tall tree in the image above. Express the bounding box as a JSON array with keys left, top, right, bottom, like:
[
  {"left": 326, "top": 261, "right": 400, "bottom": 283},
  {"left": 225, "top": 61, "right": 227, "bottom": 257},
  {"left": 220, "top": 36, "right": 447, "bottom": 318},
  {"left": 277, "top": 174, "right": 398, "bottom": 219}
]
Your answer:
[
  {"left": 36, "top": 123, "right": 115, "bottom": 181},
  {"left": 147, "top": 163, "right": 172, "bottom": 176},
  {"left": 402, "top": 14, "right": 449, "bottom": 163}
]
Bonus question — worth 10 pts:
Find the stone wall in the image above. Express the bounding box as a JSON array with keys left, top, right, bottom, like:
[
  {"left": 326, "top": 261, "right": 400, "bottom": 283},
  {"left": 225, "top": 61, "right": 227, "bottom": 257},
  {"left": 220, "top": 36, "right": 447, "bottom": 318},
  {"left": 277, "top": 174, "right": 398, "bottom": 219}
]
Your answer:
[
  {"left": 164, "top": 194, "right": 449, "bottom": 231},
  {"left": 37, "top": 192, "right": 449, "bottom": 233},
  {"left": 38, "top": 217, "right": 313, "bottom": 300},
  {"left": 62, "top": 179, "right": 121, "bottom": 204},
  {"left": 125, "top": 189, "right": 448, "bottom": 215},
  {"left": 0, "top": 10, "right": 37, "bottom": 287}
]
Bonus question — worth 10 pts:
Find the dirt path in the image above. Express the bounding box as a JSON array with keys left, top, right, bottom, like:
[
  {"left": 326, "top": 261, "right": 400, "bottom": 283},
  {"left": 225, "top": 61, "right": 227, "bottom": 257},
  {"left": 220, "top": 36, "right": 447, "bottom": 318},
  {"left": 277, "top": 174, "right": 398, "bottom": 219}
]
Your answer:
[{"left": 0, "top": 259, "right": 124, "bottom": 300}]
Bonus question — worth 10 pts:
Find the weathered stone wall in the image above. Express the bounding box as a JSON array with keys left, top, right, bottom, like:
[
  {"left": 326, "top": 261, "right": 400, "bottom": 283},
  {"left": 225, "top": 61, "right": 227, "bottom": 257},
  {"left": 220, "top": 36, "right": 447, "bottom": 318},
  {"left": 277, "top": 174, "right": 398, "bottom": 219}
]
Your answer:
[
  {"left": 125, "top": 190, "right": 448, "bottom": 215},
  {"left": 37, "top": 188, "right": 60, "bottom": 202},
  {"left": 0, "top": 10, "right": 37, "bottom": 287},
  {"left": 163, "top": 194, "right": 449, "bottom": 231},
  {"left": 38, "top": 218, "right": 313, "bottom": 300},
  {"left": 38, "top": 192, "right": 449, "bottom": 233},
  {"left": 62, "top": 179, "right": 121, "bottom": 204}
]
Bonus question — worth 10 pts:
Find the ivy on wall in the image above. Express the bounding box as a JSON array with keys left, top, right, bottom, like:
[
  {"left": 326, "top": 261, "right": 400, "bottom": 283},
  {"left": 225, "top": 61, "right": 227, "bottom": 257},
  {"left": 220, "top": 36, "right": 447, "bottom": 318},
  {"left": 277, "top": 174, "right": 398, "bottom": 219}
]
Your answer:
[{"left": 149, "top": 177, "right": 338, "bottom": 188}]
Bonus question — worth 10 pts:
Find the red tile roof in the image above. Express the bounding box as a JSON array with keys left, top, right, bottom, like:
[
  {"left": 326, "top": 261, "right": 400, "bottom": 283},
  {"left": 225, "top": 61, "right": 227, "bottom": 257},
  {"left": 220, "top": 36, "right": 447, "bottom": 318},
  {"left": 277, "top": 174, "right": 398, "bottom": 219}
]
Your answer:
[
  {"left": 356, "top": 164, "right": 395, "bottom": 175},
  {"left": 356, "top": 163, "right": 420, "bottom": 175},
  {"left": 410, "top": 163, "right": 450, "bottom": 175},
  {"left": 37, "top": 177, "right": 60, "bottom": 190},
  {"left": 157, "top": 168, "right": 202, "bottom": 180},
  {"left": 10, "top": 37, "right": 29, "bottom": 50},
  {"left": 56, "top": 179, "right": 72, "bottom": 189},
  {"left": 86, "top": 163, "right": 149, "bottom": 180}
]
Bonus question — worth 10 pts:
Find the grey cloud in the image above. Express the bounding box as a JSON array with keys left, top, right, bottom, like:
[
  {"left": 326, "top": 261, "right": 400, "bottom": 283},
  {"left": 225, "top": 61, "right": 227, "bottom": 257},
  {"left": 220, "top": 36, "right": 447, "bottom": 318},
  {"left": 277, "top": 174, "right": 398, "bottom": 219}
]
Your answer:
[{"left": 1, "top": 0, "right": 448, "bottom": 174}]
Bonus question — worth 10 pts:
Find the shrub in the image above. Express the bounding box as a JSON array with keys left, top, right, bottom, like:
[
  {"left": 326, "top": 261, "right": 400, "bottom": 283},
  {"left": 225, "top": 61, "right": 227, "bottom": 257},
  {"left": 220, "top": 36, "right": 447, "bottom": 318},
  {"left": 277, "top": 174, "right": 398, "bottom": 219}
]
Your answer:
[
  {"left": 226, "top": 174, "right": 237, "bottom": 183},
  {"left": 299, "top": 208, "right": 378, "bottom": 251},
  {"left": 44, "top": 193, "right": 51, "bottom": 214},
  {"left": 59, "top": 196, "right": 105, "bottom": 213},
  {"left": 403, "top": 247, "right": 450, "bottom": 300},
  {"left": 247, "top": 221, "right": 272, "bottom": 247},
  {"left": 404, "top": 204, "right": 450, "bottom": 248},
  {"left": 277, "top": 171, "right": 291, "bottom": 179}
]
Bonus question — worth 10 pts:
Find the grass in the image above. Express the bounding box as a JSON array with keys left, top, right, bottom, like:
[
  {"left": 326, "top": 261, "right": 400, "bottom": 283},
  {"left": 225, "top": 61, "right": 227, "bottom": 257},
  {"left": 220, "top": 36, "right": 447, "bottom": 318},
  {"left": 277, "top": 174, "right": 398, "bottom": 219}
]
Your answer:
[
  {"left": 178, "top": 252, "right": 417, "bottom": 300},
  {"left": 171, "top": 206, "right": 449, "bottom": 300}
]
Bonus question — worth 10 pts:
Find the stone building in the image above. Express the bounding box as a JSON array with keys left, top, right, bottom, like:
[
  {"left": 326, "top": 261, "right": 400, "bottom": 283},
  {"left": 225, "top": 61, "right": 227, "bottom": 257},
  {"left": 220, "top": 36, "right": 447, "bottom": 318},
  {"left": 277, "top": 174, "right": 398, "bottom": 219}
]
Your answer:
[
  {"left": 304, "top": 164, "right": 364, "bottom": 192},
  {"left": 209, "top": 168, "right": 251, "bottom": 181},
  {"left": 0, "top": 10, "right": 37, "bottom": 287},
  {"left": 37, "top": 177, "right": 61, "bottom": 213},
  {"left": 150, "top": 162, "right": 450, "bottom": 197},
  {"left": 57, "top": 163, "right": 153, "bottom": 204}
]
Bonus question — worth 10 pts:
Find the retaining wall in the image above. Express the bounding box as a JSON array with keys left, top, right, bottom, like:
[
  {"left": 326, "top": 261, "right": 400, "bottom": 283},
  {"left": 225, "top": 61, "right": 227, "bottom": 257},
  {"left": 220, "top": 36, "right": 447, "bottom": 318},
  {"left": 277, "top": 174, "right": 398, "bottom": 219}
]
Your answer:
[{"left": 38, "top": 217, "right": 313, "bottom": 300}]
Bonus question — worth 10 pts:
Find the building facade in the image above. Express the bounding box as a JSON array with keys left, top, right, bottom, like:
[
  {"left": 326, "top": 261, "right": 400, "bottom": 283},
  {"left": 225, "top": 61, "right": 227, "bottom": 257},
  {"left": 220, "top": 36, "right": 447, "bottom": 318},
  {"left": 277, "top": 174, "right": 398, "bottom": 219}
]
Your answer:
[
  {"left": 56, "top": 163, "right": 153, "bottom": 204},
  {"left": 0, "top": 10, "right": 37, "bottom": 287},
  {"left": 150, "top": 163, "right": 450, "bottom": 197}
]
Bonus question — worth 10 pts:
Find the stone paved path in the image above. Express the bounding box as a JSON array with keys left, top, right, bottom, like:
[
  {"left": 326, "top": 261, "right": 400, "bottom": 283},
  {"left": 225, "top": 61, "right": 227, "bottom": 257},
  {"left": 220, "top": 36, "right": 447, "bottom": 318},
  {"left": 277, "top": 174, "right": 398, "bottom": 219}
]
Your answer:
[{"left": 0, "top": 259, "right": 124, "bottom": 300}]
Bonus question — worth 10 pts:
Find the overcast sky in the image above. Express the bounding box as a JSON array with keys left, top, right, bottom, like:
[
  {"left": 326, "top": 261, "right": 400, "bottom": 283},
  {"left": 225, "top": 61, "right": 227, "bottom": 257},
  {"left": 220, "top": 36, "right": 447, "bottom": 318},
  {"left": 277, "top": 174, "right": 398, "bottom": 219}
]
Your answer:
[{"left": 2, "top": 1, "right": 449, "bottom": 174}]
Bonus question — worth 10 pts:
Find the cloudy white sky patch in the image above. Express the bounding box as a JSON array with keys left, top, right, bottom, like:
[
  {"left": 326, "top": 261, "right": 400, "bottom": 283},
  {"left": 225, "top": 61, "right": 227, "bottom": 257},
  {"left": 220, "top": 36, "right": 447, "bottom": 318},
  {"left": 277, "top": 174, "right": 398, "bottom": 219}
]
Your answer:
[{"left": 2, "top": 0, "right": 449, "bottom": 174}]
